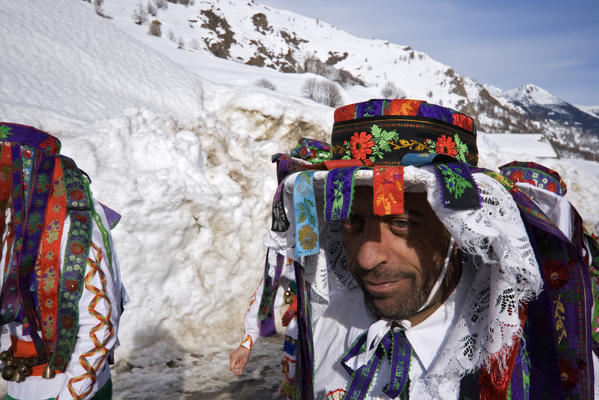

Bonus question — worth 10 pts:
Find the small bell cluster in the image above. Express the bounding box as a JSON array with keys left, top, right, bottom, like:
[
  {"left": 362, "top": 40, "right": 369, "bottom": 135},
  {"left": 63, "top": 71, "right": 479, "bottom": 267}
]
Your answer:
[{"left": 0, "top": 349, "right": 56, "bottom": 382}]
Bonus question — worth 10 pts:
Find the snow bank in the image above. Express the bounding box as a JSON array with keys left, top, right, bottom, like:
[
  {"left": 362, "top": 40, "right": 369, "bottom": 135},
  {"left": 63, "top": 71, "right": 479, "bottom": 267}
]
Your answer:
[
  {"left": 0, "top": 0, "right": 597, "bottom": 370},
  {"left": 0, "top": 0, "right": 204, "bottom": 129}
]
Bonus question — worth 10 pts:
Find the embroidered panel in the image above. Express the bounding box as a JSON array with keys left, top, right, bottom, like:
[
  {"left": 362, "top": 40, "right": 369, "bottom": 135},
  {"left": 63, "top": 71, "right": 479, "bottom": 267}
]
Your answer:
[
  {"left": 373, "top": 166, "right": 404, "bottom": 216},
  {"left": 257, "top": 251, "right": 284, "bottom": 336},
  {"left": 516, "top": 192, "right": 595, "bottom": 399},
  {"left": 290, "top": 138, "right": 331, "bottom": 164},
  {"left": 332, "top": 120, "right": 477, "bottom": 166},
  {"left": 50, "top": 156, "right": 92, "bottom": 372},
  {"left": 293, "top": 172, "right": 319, "bottom": 257},
  {"left": 499, "top": 161, "right": 567, "bottom": 196},
  {"left": 434, "top": 163, "right": 480, "bottom": 210},
  {"left": 17, "top": 150, "right": 55, "bottom": 359},
  {"left": 333, "top": 100, "right": 474, "bottom": 135},
  {"left": 324, "top": 167, "right": 362, "bottom": 222},
  {"left": 0, "top": 123, "right": 61, "bottom": 155},
  {"left": 36, "top": 160, "right": 67, "bottom": 344}
]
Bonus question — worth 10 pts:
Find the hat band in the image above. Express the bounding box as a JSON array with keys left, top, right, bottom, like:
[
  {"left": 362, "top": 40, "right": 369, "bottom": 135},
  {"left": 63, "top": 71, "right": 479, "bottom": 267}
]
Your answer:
[{"left": 331, "top": 116, "right": 477, "bottom": 166}]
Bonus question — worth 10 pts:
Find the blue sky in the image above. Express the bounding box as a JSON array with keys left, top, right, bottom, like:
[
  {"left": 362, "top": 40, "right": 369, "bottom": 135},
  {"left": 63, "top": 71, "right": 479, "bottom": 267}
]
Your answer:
[{"left": 260, "top": 0, "right": 599, "bottom": 106}]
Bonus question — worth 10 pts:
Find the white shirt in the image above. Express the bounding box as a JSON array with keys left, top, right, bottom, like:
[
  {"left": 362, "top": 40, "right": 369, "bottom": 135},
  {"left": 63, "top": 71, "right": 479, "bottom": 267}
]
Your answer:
[{"left": 312, "top": 268, "right": 473, "bottom": 400}]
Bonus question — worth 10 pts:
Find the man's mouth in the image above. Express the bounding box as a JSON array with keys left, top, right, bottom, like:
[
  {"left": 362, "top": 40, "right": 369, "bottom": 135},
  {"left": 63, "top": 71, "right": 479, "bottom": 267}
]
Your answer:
[{"left": 362, "top": 278, "right": 410, "bottom": 295}]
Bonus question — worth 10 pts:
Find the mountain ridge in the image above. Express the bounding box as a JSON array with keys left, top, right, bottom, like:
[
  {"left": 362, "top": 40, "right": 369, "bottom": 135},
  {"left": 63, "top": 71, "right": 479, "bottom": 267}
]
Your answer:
[{"left": 100, "top": 0, "right": 599, "bottom": 159}]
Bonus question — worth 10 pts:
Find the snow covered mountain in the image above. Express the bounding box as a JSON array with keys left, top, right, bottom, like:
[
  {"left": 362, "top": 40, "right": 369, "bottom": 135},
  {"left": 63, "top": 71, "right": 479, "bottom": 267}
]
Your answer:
[
  {"left": 98, "top": 0, "right": 599, "bottom": 160},
  {"left": 0, "top": 0, "right": 598, "bottom": 395}
]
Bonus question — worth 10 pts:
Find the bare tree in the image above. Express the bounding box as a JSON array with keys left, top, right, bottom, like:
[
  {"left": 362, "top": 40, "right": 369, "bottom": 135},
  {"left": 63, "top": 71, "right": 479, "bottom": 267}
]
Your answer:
[
  {"left": 303, "top": 78, "right": 343, "bottom": 107},
  {"left": 381, "top": 82, "right": 406, "bottom": 99},
  {"left": 132, "top": 2, "right": 148, "bottom": 24},
  {"left": 255, "top": 79, "right": 276, "bottom": 91}
]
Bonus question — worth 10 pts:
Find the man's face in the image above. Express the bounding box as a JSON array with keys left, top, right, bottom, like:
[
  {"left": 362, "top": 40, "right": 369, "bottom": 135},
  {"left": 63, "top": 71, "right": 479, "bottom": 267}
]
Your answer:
[{"left": 342, "top": 186, "right": 451, "bottom": 321}]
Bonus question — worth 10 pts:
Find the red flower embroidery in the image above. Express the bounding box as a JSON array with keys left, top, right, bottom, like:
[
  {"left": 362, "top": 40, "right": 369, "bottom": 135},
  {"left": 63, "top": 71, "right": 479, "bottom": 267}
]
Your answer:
[
  {"left": 69, "top": 190, "right": 84, "bottom": 201},
  {"left": 544, "top": 259, "right": 570, "bottom": 289},
  {"left": 508, "top": 170, "right": 534, "bottom": 186},
  {"left": 40, "top": 138, "right": 59, "bottom": 154},
  {"left": 435, "top": 135, "right": 457, "bottom": 157},
  {"left": 349, "top": 131, "right": 374, "bottom": 160},
  {"left": 559, "top": 359, "right": 580, "bottom": 391},
  {"left": 70, "top": 242, "right": 85, "bottom": 255}
]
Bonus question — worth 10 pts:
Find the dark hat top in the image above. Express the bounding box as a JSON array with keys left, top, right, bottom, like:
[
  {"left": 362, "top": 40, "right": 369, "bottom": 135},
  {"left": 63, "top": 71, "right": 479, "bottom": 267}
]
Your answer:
[{"left": 331, "top": 99, "right": 477, "bottom": 166}]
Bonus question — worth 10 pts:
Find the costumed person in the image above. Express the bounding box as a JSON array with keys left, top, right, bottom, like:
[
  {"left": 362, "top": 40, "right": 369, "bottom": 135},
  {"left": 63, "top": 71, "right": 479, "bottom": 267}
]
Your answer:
[
  {"left": 0, "top": 123, "right": 127, "bottom": 399},
  {"left": 229, "top": 139, "right": 331, "bottom": 399},
  {"left": 262, "top": 99, "right": 599, "bottom": 399}
]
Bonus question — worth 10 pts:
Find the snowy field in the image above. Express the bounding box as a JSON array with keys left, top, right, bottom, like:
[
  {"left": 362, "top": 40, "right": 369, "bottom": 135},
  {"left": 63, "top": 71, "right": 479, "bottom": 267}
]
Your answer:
[{"left": 0, "top": 0, "right": 597, "bottom": 397}]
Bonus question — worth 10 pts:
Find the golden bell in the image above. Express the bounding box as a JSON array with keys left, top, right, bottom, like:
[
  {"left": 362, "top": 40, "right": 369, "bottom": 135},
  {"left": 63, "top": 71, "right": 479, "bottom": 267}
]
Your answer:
[
  {"left": 1, "top": 366, "right": 15, "bottom": 381},
  {"left": 42, "top": 365, "right": 56, "bottom": 379},
  {"left": 12, "top": 371, "right": 25, "bottom": 383}
]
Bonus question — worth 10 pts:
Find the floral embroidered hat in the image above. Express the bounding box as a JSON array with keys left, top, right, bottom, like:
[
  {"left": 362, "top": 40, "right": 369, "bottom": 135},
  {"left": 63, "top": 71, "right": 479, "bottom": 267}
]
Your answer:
[{"left": 331, "top": 99, "right": 477, "bottom": 166}]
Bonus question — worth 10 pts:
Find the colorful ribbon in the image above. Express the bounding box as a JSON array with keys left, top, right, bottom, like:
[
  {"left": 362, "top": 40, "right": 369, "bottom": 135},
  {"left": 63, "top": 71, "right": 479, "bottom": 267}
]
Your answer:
[
  {"left": 293, "top": 171, "right": 319, "bottom": 257},
  {"left": 324, "top": 167, "right": 362, "bottom": 222},
  {"left": 341, "top": 328, "right": 411, "bottom": 400},
  {"left": 373, "top": 166, "right": 404, "bottom": 216}
]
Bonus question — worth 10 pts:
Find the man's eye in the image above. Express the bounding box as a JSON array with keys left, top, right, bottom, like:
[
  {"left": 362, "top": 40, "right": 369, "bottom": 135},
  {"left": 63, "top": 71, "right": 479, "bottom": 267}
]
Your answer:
[
  {"left": 388, "top": 218, "right": 409, "bottom": 232},
  {"left": 341, "top": 217, "right": 364, "bottom": 233}
]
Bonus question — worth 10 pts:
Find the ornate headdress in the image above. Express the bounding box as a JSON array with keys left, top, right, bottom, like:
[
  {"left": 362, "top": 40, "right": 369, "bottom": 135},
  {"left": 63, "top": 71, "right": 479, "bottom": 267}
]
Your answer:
[{"left": 263, "top": 99, "right": 597, "bottom": 399}]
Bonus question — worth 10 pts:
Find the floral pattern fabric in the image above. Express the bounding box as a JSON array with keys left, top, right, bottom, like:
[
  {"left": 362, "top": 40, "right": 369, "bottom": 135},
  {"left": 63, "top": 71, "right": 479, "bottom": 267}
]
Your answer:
[
  {"left": 499, "top": 161, "right": 567, "bottom": 196},
  {"left": 293, "top": 172, "right": 319, "bottom": 257}
]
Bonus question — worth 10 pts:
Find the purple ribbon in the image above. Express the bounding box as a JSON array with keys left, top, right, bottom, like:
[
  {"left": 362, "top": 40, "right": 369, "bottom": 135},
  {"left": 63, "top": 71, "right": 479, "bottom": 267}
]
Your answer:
[
  {"left": 341, "top": 329, "right": 411, "bottom": 399},
  {"left": 324, "top": 167, "right": 362, "bottom": 222}
]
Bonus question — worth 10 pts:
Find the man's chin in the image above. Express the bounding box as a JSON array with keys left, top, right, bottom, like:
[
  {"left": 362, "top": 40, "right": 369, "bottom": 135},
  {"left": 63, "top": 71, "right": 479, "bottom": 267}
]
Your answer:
[{"left": 367, "top": 294, "right": 425, "bottom": 321}]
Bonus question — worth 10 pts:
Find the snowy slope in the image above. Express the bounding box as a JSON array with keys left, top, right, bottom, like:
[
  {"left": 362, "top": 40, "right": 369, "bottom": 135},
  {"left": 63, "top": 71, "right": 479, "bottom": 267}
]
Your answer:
[{"left": 0, "top": 1, "right": 598, "bottom": 396}]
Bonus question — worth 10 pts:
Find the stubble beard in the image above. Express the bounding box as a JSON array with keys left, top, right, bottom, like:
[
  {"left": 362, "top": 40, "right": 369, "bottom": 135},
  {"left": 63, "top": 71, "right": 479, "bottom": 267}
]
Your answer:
[{"left": 356, "top": 269, "right": 435, "bottom": 321}]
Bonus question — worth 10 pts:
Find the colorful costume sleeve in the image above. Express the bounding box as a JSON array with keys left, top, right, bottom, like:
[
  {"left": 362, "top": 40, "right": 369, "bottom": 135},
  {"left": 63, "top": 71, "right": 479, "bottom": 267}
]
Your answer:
[{"left": 56, "top": 201, "right": 124, "bottom": 399}]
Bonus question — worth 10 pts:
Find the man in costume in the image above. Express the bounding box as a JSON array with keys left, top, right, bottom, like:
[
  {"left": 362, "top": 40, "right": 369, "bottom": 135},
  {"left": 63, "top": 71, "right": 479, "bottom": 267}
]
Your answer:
[
  {"left": 0, "top": 123, "right": 126, "bottom": 399},
  {"left": 230, "top": 139, "right": 331, "bottom": 399},
  {"left": 264, "top": 99, "right": 599, "bottom": 399}
]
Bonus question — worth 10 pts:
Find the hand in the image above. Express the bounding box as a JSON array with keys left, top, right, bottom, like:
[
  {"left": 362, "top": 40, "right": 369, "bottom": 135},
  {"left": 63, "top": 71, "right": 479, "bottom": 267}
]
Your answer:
[{"left": 229, "top": 346, "right": 251, "bottom": 376}]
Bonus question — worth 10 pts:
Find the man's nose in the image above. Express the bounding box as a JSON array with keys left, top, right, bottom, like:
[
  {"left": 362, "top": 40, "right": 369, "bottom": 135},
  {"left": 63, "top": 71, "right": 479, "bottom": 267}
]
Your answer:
[{"left": 354, "top": 218, "right": 388, "bottom": 271}]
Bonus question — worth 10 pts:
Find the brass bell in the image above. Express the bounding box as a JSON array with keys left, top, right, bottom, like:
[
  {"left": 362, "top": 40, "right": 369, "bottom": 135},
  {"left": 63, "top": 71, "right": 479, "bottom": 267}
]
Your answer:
[
  {"left": 17, "top": 364, "right": 31, "bottom": 377},
  {"left": 42, "top": 364, "right": 56, "bottom": 379},
  {"left": 284, "top": 290, "right": 293, "bottom": 304},
  {"left": 12, "top": 371, "right": 25, "bottom": 382},
  {"left": 0, "top": 350, "right": 11, "bottom": 362},
  {"left": 2, "top": 366, "right": 15, "bottom": 381}
]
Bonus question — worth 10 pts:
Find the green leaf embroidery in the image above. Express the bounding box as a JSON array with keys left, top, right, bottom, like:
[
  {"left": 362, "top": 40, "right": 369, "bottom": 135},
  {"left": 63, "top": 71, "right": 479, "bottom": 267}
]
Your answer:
[
  {"left": 439, "top": 165, "right": 473, "bottom": 198},
  {"left": 454, "top": 134, "right": 468, "bottom": 162},
  {"left": 370, "top": 124, "right": 398, "bottom": 160},
  {"left": 0, "top": 125, "right": 13, "bottom": 139}
]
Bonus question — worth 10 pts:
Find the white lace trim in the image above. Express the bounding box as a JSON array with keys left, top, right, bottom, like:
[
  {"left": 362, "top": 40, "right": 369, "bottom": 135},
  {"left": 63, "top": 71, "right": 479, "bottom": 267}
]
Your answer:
[{"left": 265, "top": 165, "right": 543, "bottom": 394}]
